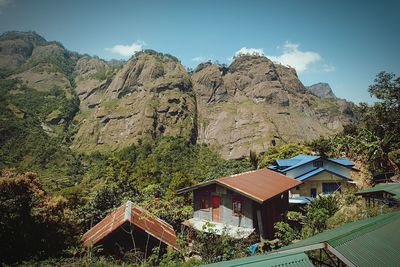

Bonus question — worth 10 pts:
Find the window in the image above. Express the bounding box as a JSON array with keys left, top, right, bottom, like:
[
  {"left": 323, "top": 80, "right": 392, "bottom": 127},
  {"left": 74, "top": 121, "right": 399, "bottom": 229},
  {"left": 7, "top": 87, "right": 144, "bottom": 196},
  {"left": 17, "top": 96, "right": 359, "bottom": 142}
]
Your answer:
[
  {"left": 313, "top": 160, "right": 324, "bottom": 168},
  {"left": 322, "top": 183, "right": 341, "bottom": 194},
  {"left": 232, "top": 198, "right": 244, "bottom": 216},
  {"left": 200, "top": 194, "right": 209, "bottom": 210}
]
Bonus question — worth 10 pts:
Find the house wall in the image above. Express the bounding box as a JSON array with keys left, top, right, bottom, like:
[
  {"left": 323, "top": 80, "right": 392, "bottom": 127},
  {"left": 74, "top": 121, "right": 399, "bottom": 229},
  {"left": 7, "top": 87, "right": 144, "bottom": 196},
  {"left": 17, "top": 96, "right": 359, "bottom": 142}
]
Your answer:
[
  {"left": 285, "top": 159, "right": 352, "bottom": 179},
  {"left": 290, "top": 172, "right": 353, "bottom": 197},
  {"left": 258, "top": 192, "right": 288, "bottom": 240},
  {"left": 193, "top": 185, "right": 254, "bottom": 228}
]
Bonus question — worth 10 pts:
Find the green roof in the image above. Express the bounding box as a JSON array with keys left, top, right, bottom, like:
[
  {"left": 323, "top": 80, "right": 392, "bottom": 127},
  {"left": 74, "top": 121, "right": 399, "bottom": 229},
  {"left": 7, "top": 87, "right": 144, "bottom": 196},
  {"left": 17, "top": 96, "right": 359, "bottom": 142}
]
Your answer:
[
  {"left": 356, "top": 183, "right": 400, "bottom": 200},
  {"left": 201, "top": 252, "right": 313, "bottom": 267},
  {"left": 277, "top": 212, "right": 400, "bottom": 267}
]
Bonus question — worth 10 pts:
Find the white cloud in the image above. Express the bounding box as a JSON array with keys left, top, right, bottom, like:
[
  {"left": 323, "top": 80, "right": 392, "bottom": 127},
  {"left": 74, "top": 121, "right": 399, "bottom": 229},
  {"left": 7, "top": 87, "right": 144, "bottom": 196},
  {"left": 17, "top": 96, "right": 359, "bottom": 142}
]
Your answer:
[
  {"left": 105, "top": 40, "right": 146, "bottom": 57},
  {"left": 0, "top": 0, "right": 11, "bottom": 14},
  {"left": 322, "top": 64, "right": 336, "bottom": 72},
  {"left": 267, "top": 41, "right": 321, "bottom": 73},
  {"left": 192, "top": 56, "right": 211, "bottom": 62},
  {"left": 234, "top": 47, "right": 265, "bottom": 57}
]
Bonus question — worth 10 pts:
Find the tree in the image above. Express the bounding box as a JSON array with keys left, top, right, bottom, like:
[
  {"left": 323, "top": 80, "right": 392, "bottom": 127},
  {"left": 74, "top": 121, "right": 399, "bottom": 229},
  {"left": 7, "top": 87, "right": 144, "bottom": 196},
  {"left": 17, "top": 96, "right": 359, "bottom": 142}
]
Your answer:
[
  {"left": 301, "top": 195, "right": 339, "bottom": 238},
  {"left": 0, "top": 170, "right": 78, "bottom": 263}
]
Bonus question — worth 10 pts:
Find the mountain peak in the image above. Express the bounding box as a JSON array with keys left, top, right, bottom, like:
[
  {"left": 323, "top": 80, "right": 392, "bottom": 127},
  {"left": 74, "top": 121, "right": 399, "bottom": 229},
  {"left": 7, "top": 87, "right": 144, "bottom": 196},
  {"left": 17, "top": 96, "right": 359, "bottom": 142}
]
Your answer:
[{"left": 306, "top": 82, "right": 337, "bottom": 99}]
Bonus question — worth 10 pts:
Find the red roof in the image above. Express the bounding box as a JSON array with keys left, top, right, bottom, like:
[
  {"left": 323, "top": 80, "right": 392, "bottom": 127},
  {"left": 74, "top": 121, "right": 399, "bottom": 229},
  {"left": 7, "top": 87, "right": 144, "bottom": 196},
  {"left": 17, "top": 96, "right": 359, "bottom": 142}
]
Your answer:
[
  {"left": 82, "top": 201, "right": 178, "bottom": 250},
  {"left": 177, "top": 168, "right": 301, "bottom": 203}
]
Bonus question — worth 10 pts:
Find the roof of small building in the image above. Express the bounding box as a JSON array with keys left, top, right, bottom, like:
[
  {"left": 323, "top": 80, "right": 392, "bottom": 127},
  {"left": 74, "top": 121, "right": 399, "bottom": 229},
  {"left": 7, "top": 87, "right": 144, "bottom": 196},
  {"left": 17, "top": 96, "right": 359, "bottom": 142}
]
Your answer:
[
  {"left": 82, "top": 201, "right": 178, "bottom": 250},
  {"left": 295, "top": 167, "right": 352, "bottom": 181},
  {"left": 177, "top": 169, "right": 302, "bottom": 204},
  {"left": 202, "top": 252, "right": 314, "bottom": 267},
  {"left": 356, "top": 183, "right": 400, "bottom": 200},
  {"left": 270, "top": 154, "right": 355, "bottom": 173},
  {"left": 276, "top": 211, "right": 400, "bottom": 267}
]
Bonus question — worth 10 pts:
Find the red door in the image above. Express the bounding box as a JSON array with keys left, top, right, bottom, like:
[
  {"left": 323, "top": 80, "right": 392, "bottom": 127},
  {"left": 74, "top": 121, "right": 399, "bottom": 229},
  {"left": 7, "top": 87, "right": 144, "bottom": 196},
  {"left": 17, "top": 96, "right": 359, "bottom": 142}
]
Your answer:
[{"left": 212, "top": 196, "right": 221, "bottom": 222}]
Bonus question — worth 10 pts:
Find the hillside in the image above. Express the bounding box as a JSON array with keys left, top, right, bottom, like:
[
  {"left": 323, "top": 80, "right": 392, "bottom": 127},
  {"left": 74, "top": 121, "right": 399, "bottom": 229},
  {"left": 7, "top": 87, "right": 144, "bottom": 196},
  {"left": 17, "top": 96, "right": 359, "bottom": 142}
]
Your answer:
[{"left": 0, "top": 31, "right": 356, "bottom": 161}]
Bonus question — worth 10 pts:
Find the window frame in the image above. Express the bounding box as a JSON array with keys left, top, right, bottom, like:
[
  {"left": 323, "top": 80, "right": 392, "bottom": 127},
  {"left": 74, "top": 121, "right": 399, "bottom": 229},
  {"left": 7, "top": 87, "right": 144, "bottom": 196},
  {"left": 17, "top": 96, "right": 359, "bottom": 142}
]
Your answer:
[
  {"left": 232, "top": 197, "right": 244, "bottom": 216},
  {"left": 322, "top": 182, "right": 341, "bottom": 194},
  {"left": 199, "top": 193, "right": 210, "bottom": 211},
  {"left": 313, "top": 160, "right": 324, "bottom": 168}
]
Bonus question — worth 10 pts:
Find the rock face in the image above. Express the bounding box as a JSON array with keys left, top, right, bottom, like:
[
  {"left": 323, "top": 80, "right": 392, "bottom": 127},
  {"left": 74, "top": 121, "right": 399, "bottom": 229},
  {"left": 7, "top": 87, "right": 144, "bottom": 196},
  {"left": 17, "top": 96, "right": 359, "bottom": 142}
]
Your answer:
[
  {"left": 1, "top": 32, "right": 357, "bottom": 159},
  {"left": 192, "top": 56, "right": 354, "bottom": 158},
  {"left": 307, "top": 83, "right": 337, "bottom": 99},
  {"left": 71, "top": 51, "right": 196, "bottom": 151}
]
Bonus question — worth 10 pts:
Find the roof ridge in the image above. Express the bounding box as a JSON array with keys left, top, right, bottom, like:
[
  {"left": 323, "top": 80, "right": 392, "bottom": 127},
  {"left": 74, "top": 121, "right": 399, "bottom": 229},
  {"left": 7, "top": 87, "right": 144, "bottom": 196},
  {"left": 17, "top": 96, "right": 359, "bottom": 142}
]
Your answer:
[
  {"left": 329, "top": 212, "right": 399, "bottom": 247},
  {"left": 228, "top": 169, "right": 258, "bottom": 177}
]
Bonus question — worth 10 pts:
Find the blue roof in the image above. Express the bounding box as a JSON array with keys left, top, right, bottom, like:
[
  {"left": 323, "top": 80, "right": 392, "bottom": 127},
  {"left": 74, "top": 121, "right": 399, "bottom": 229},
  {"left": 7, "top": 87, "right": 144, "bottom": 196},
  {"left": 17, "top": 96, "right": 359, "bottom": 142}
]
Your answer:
[
  {"left": 276, "top": 154, "right": 320, "bottom": 172},
  {"left": 329, "top": 158, "right": 354, "bottom": 166},
  {"left": 295, "top": 167, "right": 352, "bottom": 181},
  {"left": 295, "top": 168, "right": 325, "bottom": 181},
  {"left": 270, "top": 154, "right": 355, "bottom": 172},
  {"left": 275, "top": 159, "right": 302, "bottom": 167}
]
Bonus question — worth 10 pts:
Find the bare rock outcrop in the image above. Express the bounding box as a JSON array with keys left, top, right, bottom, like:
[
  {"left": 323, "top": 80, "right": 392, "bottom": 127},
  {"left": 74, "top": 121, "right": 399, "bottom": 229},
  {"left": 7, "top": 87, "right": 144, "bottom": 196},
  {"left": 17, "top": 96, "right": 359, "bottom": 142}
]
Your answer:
[
  {"left": 71, "top": 51, "right": 196, "bottom": 151},
  {"left": 192, "top": 55, "right": 355, "bottom": 159},
  {"left": 306, "top": 82, "right": 337, "bottom": 99}
]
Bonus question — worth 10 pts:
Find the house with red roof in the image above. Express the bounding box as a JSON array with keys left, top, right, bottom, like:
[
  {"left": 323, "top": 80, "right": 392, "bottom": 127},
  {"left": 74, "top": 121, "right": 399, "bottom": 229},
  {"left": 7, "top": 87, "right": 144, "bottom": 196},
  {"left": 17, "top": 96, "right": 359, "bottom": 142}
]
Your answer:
[
  {"left": 177, "top": 168, "right": 301, "bottom": 240},
  {"left": 82, "top": 201, "right": 178, "bottom": 257}
]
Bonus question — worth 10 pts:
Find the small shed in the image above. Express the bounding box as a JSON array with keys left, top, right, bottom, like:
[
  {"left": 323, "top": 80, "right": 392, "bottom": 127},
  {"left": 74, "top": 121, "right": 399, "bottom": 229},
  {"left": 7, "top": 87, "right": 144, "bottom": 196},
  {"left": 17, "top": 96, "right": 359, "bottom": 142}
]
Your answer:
[
  {"left": 356, "top": 183, "right": 400, "bottom": 207},
  {"left": 177, "top": 169, "right": 301, "bottom": 240},
  {"left": 82, "top": 201, "right": 178, "bottom": 256}
]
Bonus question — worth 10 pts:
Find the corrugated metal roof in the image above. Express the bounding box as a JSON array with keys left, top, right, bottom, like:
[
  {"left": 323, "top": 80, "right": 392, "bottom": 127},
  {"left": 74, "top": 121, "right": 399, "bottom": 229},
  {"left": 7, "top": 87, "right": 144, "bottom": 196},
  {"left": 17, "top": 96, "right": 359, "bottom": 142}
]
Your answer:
[
  {"left": 356, "top": 183, "right": 400, "bottom": 200},
  {"left": 295, "top": 168, "right": 325, "bottom": 181},
  {"left": 270, "top": 154, "right": 355, "bottom": 173},
  {"left": 329, "top": 158, "right": 354, "bottom": 166},
  {"left": 278, "top": 155, "right": 320, "bottom": 172},
  {"left": 82, "top": 201, "right": 178, "bottom": 250},
  {"left": 275, "top": 159, "right": 302, "bottom": 167},
  {"left": 277, "top": 212, "right": 400, "bottom": 267},
  {"left": 177, "top": 169, "right": 302, "bottom": 203},
  {"left": 201, "top": 252, "right": 314, "bottom": 267},
  {"left": 295, "top": 168, "right": 352, "bottom": 181}
]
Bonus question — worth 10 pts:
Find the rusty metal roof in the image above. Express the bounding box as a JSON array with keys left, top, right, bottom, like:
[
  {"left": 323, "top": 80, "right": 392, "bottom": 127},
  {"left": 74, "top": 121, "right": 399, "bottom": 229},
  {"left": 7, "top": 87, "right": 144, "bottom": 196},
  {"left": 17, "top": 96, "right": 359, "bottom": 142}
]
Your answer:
[
  {"left": 82, "top": 201, "right": 178, "bottom": 250},
  {"left": 177, "top": 169, "right": 302, "bottom": 203}
]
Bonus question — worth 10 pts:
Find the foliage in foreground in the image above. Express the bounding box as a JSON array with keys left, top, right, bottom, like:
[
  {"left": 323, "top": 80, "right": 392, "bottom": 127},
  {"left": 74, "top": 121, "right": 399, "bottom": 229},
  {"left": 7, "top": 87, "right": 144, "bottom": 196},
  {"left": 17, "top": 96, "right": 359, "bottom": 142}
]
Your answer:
[{"left": 0, "top": 170, "right": 78, "bottom": 264}]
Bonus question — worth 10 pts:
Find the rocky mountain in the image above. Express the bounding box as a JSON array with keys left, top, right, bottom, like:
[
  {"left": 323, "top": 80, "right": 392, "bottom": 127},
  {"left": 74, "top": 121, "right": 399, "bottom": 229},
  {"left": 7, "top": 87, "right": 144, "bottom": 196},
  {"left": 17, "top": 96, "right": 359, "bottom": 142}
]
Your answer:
[
  {"left": 72, "top": 50, "right": 196, "bottom": 152},
  {"left": 0, "top": 31, "right": 356, "bottom": 160},
  {"left": 307, "top": 82, "right": 337, "bottom": 99},
  {"left": 192, "top": 57, "right": 355, "bottom": 158}
]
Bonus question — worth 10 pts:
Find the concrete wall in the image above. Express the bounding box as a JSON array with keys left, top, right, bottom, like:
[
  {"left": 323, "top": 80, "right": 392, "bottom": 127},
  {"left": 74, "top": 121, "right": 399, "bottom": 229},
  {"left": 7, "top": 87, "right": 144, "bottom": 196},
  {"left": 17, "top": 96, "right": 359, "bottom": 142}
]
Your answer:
[
  {"left": 193, "top": 185, "right": 253, "bottom": 228},
  {"left": 290, "top": 172, "right": 353, "bottom": 197}
]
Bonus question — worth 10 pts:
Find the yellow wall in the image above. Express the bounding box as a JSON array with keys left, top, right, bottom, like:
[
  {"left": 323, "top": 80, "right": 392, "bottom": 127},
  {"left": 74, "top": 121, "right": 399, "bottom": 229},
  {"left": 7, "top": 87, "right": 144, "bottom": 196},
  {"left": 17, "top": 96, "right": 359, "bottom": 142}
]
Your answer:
[{"left": 290, "top": 172, "right": 353, "bottom": 197}]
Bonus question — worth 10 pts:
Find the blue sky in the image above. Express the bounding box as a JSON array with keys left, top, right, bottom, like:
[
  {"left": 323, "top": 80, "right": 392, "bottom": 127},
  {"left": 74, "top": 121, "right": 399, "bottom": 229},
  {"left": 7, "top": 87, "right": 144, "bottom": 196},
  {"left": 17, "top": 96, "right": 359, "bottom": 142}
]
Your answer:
[{"left": 0, "top": 0, "right": 399, "bottom": 103}]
